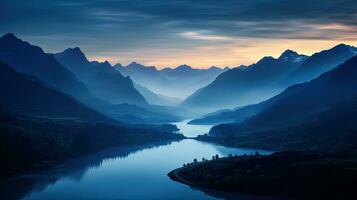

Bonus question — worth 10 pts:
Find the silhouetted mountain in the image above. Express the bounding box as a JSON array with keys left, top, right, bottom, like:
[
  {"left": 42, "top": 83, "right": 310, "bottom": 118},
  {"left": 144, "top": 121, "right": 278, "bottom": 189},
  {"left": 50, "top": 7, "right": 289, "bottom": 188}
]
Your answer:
[
  {"left": 208, "top": 55, "right": 357, "bottom": 151},
  {"left": 54, "top": 48, "right": 148, "bottom": 106},
  {"left": 0, "top": 61, "right": 111, "bottom": 123},
  {"left": 115, "top": 62, "right": 227, "bottom": 99},
  {"left": 183, "top": 50, "right": 308, "bottom": 112},
  {"left": 290, "top": 44, "right": 357, "bottom": 83},
  {"left": 0, "top": 61, "right": 184, "bottom": 178},
  {"left": 0, "top": 34, "right": 183, "bottom": 124},
  {"left": 0, "top": 33, "right": 91, "bottom": 101}
]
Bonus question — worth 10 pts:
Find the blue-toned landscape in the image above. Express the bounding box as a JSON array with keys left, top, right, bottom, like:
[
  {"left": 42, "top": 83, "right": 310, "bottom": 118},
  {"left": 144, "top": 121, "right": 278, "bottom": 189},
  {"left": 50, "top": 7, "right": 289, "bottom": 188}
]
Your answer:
[{"left": 1, "top": 1, "right": 357, "bottom": 199}]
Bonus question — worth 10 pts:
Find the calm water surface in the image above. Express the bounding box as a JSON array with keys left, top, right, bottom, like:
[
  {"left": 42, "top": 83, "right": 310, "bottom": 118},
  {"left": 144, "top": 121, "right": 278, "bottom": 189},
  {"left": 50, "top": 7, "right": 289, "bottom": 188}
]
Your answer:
[{"left": 1, "top": 120, "right": 276, "bottom": 200}]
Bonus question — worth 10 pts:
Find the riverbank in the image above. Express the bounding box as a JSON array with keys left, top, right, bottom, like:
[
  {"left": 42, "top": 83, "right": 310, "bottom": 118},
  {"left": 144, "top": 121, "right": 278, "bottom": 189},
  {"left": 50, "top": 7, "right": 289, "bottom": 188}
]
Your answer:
[
  {"left": 168, "top": 150, "right": 357, "bottom": 199},
  {"left": 0, "top": 139, "right": 271, "bottom": 200},
  {"left": 0, "top": 120, "right": 185, "bottom": 180}
]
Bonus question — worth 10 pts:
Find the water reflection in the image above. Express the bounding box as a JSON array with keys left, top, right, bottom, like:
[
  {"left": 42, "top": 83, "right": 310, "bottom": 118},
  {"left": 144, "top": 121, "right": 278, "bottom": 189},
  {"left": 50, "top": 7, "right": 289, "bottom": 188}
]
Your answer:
[
  {"left": 0, "top": 141, "right": 176, "bottom": 200},
  {"left": 0, "top": 120, "right": 275, "bottom": 200}
]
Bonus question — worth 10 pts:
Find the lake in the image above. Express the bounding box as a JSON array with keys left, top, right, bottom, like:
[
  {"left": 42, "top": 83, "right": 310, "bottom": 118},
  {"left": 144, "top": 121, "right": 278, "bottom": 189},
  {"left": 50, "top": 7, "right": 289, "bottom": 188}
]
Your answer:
[{"left": 0, "top": 120, "right": 276, "bottom": 200}]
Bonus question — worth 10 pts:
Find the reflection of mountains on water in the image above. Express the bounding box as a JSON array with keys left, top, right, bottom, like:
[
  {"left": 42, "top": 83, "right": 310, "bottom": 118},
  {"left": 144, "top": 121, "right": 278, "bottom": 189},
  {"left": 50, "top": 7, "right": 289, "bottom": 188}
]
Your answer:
[{"left": 0, "top": 140, "right": 177, "bottom": 200}]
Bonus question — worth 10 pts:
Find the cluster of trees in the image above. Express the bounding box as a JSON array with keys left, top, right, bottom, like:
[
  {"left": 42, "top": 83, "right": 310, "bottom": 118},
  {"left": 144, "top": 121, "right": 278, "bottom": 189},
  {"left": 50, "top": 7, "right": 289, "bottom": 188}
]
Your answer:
[
  {"left": 182, "top": 152, "right": 263, "bottom": 168},
  {"left": 173, "top": 151, "right": 357, "bottom": 199},
  {"left": 183, "top": 154, "right": 219, "bottom": 167}
]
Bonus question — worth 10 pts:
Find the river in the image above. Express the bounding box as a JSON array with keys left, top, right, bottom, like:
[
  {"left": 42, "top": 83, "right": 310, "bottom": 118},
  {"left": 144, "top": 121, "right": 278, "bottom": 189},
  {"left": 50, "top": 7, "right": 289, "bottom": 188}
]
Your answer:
[{"left": 0, "top": 120, "right": 276, "bottom": 200}]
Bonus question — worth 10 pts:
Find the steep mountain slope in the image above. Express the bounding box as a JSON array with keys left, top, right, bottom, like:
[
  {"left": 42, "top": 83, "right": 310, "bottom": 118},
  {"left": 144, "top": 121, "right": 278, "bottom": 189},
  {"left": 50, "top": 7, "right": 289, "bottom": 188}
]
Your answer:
[
  {"left": 54, "top": 48, "right": 148, "bottom": 106},
  {"left": 0, "top": 34, "right": 182, "bottom": 124},
  {"left": 207, "top": 55, "right": 357, "bottom": 151},
  {"left": 183, "top": 50, "right": 308, "bottom": 112},
  {"left": 0, "top": 33, "right": 90, "bottom": 101},
  {"left": 0, "top": 61, "right": 111, "bottom": 123},
  {"left": 290, "top": 44, "right": 357, "bottom": 83}
]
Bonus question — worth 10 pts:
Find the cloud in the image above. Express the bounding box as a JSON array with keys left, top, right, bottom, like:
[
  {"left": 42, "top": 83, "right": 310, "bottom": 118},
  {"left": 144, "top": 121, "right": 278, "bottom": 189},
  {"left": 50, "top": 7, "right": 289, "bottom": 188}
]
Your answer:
[
  {"left": 1, "top": 0, "right": 357, "bottom": 67},
  {"left": 178, "top": 31, "right": 233, "bottom": 41}
]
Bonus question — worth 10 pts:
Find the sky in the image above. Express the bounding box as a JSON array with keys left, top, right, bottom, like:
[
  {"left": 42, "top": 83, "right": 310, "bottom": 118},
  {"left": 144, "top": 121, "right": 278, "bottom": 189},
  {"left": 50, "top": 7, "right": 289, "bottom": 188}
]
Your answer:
[{"left": 1, "top": 0, "right": 357, "bottom": 68}]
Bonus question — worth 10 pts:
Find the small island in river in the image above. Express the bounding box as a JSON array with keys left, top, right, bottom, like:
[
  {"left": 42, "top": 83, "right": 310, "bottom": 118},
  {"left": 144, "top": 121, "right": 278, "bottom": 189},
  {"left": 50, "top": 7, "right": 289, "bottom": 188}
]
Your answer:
[{"left": 168, "top": 150, "right": 357, "bottom": 199}]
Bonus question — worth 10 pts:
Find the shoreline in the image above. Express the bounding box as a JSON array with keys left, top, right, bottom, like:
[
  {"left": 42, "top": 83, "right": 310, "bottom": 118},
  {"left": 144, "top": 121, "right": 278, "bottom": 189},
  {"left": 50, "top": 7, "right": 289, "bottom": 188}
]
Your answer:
[
  {"left": 167, "top": 151, "right": 357, "bottom": 199},
  {"left": 0, "top": 137, "right": 184, "bottom": 181}
]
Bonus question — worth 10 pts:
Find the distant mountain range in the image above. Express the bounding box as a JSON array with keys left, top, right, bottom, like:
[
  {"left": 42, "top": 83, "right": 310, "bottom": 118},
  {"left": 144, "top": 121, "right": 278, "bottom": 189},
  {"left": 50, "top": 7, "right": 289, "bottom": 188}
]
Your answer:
[
  {"left": 183, "top": 44, "right": 357, "bottom": 113},
  {"left": 205, "top": 55, "right": 357, "bottom": 151},
  {"left": 115, "top": 62, "right": 229, "bottom": 99},
  {"left": 54, "top": 47, "right": 148, "bottom": 106},
  {"left": 0, "top": 33, "right": 183, "bottom": 124},
  {"left": 182, "top": 50, "right": 308, "bottom": 112}
]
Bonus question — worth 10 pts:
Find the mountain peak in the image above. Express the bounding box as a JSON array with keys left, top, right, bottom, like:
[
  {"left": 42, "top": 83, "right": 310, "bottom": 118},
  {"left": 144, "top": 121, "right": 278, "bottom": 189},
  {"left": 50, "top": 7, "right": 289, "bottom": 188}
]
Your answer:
[
  {"left": 208, "top": 66, "right": 220, "bottom": 70},
  {"left": 278, "top": 49, "right": 308, "bottom": 63},
  {"left": 126, "top": 62, "right": 158, "bottom": 71},
  {"left": 257, "top": 56, "right": 275, "bottom": 64},
  {"left": 73, "top": 46, "right": 82, "bottom": 52},
  {"left": 0, "top": 33, "right": 24, "bottom": 46},
  {"left": 64, "top": 47, "right": 84, "bottom": 54},
  {"left": 127, "top": 61, "right": 143, "bottom": 68},
  {"left": 176, "top": 64, "right": 192, "bottom": 70},
  {"left": 331, "top": 43, "right": 357, "bottom": 54},
  {"left": 59, "top": 47, "right": 88, "bottom": 62},
  {"left": 114, "top": 63, "right": 124, "bottom": 68},
  {"left": 335, "top": 43, "right": 349, "bottom": 48},
  {"left": 1, "top": 33, "right": 19, "bottom": 41},
  {"left": 279, "top": 49, "right": 298, "bottom": 58}
]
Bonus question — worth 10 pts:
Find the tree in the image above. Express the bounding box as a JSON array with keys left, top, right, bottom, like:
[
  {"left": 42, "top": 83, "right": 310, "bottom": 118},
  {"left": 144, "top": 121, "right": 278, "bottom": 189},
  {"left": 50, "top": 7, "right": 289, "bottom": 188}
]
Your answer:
[
  {"left": 215, "top": 154, "right": 219, "bottom": 159},
  {"left": 193, "top": 158, "right": 197, "bottom": 163}
]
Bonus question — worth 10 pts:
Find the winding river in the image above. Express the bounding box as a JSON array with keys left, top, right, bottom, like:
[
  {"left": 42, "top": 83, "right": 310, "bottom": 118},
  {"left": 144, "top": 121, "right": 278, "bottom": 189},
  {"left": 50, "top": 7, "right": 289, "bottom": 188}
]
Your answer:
[{"left": 0, "top": 120, "right": 276, "bottom": 200}]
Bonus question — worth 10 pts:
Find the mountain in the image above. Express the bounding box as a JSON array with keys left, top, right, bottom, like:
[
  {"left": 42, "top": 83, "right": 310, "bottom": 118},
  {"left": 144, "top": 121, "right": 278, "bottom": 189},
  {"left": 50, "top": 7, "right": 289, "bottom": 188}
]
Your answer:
[
  {"left": 0, "top": 33, "right": 91, "bottom": 101},
  {"left": 115, "top": 62, "right": 165, "bottom": 87},
  {"left": 115, "top": 63, "right": 227, "bottom": 99},
  {"left": 0, "top": 61, "right": 184, "bottom": 178},
  {"left": 188, "top": 104, "right": 264, "bottom": 125},
  {"left": 183, "top": 50, "right": 308, "bottom": 112},
  {"left": 207, "top": 55, "right": 357, "bottom": 151},
  {"left": 54, "top": 48, "right": 186, "bottom": 123},
  {"left": 134, "top": 83, "right": 181, "bottom": 106},
  {"left": 0, "top": 61, "right": 111, "bottom": 123},
  {"left": 54, "top": 48, "right": 148, "bottom": 106},
  {"left": 290, "top": 44, "right": 357, "bottom": 83},
  {"left": 0, "top": 33, "right": 182, "bottom": 124}
]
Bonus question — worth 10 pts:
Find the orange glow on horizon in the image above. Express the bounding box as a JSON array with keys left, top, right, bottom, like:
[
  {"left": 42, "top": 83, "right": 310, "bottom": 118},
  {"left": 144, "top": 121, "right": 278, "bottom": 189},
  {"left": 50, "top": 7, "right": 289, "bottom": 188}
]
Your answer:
[{"left": 89, "top": 38, "right": 357, "bottom": 69}]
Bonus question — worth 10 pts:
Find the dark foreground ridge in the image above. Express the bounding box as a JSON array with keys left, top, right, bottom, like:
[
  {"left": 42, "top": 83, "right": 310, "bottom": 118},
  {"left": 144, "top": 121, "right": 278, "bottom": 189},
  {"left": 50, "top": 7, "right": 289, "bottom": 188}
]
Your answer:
[{"left": 168, "top": 150, "right": 357, "bottom": 199}]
